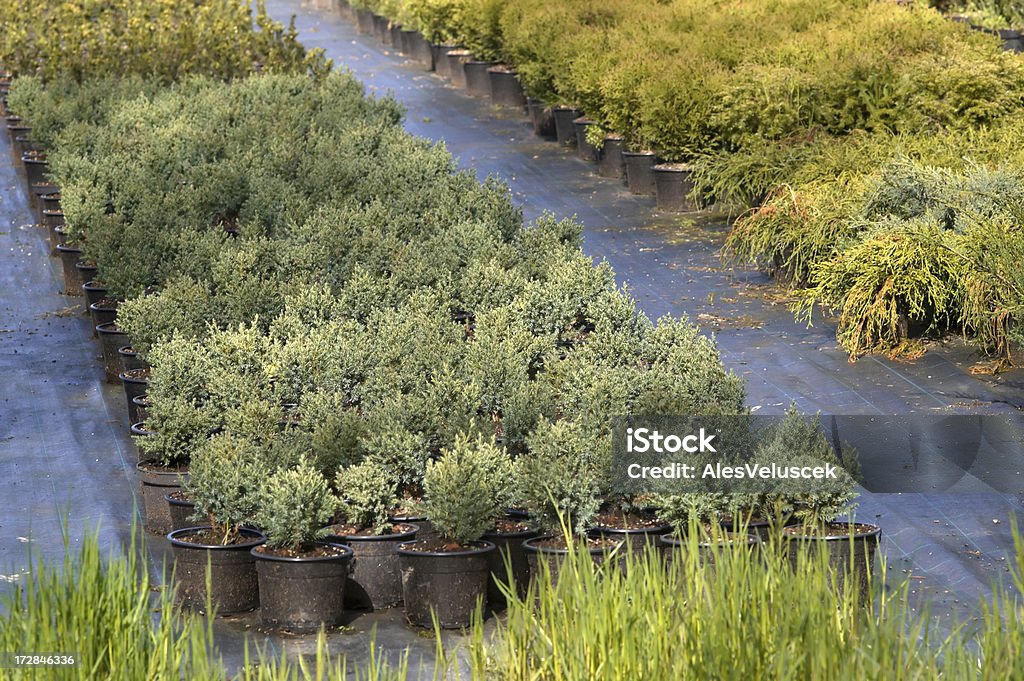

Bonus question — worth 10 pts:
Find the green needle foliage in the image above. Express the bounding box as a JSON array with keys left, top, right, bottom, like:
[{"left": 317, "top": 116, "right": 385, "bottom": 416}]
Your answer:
[{"left": 255, "top": 459, "right": 338, "bottom": 552}]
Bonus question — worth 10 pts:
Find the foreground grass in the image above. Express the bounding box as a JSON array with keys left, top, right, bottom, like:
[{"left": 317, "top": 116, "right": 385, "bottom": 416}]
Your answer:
[{"left": 1, "top": 523, "right": 1022, "bottom": 680}]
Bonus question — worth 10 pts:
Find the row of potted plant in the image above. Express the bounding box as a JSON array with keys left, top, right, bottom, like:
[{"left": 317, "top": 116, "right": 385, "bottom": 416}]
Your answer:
[
  {"left": 3, "top": 2, "right": 880, "bottom": 636},
  {"left": 7, "top": 64, "right": 876, "bottom": 632}
]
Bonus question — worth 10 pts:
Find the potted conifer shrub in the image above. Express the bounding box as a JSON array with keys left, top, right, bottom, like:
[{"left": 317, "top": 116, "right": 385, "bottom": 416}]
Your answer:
[
  {"left": 325, "top": 461, "right": 418, "bottom": 610},
  {"left": 519, "top": 421, "right": 619, "bottom": 586},
  {"left": 168, "top": 434, "right": 267, "bottom": 614},
  {"left": 396, "top": 434, "right": 501, "bottom": 628},
  {"left": 657, "top": 493, "right": 759, "bottom": 570},
  {"left": 769, "top": 411, "right": 878, "bottom": 599},
  {"left": 251, "top": 459, "right": 354, "bottom": 632}
]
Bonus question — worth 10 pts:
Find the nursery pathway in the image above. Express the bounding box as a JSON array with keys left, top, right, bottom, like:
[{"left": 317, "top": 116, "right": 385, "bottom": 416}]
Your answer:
[{"left": 265, "top": 0, "right": 1024, "bottom": 627}]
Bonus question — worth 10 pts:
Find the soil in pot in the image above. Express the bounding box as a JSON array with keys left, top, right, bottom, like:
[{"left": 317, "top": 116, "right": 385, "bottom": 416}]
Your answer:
[
  {"left": 95, "top": 322, "right": 128, "bottom": 382},
  {"left": 55, "top": 243, "right": 83, "bottom": 296},
  {"left": 784, "top": 523, "right": 880, "bottom": 600},
  {"left": 168, "top": 526, "right": 265, "bottom": 614},
  {"left": 488, "top": 66, "right": 526, "bottom": 110},
  {"left": 598, "top": 136, "right": 626, "bottom": 179},
  {"left": 552, "top": 106, "right": 582, "bottom": 147},
  {"left": 137, "top": 458, "right": 187, "bottom": 534},
  {"left": 397, "top": 538, "right": 494, "bottom": 629},
  {"left": 523, "top": 535, "right": 621, "bottom": 590},
  {"left": 464, "top": 60, "right": 496, "bottom": 98},
  {"left": 323, "top": 523, "right": 418, "bottom": 610},
  {"left": 252, "top": 542, "right": 354, "bottom": 632},
  {"left": 165, "top": 489, "right": 197, "bottom": 531},
  {"left": 120, "top": 367, "right": 150, "bottom": 425},
  {"left": 623, "top": 151, "right": 659, "bottom": 195},
  {"left": 653, "top": 163, "right": 697, "bottom": 212},
  {"left": 573, "top": 118, "right": 600, "bottom": 162},
  {"left": 447, "top": 50, "right": 472, "bottom": 89},
  {"left": 482, "top": 518, "right": 537, "bottom": 609}
]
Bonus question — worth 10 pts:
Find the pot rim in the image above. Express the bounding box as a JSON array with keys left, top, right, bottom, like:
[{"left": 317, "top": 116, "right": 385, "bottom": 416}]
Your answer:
[
  {"left": 119, "top": 369, "right": 150, "bottom": 384},
  {"left": 55, "top": 243, "right": 82, "bottom": 254},
  {"left": 164, "top": 491, "right": 195, "bottom": 507},
  {"left": 95, "top": 322, "right": 125, "bottom": 335},
  {"left": 782, "top": 522, "right": 881, "bottom": 542},
  {"left": 396, "top": 538, "right": 495, "bottom": 558},
  {"left": 324, "top": 522, "right": 419, "bottom": 542},
  {"left": 658, "top": 531, "right": 760, "bottom": 548},
  {"left": 130, "top": 422, "right": 156, "bottom": 437},
  {"left": 83, "top": 281, "right": 107, "bottom": 290},
  {"left": 89, "top": 301, "right": 119, "bottom": 313},
  {"left": 523, "top": 534, "right": 622, "bottom": 556},
  {"left": 167, "top": 526, "right": 265, "bottom": 550},
  {"left": 621, "top": 150, "right": 658, "bottom": 158},
  {"left": 592, "top": 522, "right": 671, "bottom": 536},
  {"left": 251, "top": 541, "right": 353, "bottom": 563},
  {"left": 482, "top": 526, "right": 538, "bottom": 540}
]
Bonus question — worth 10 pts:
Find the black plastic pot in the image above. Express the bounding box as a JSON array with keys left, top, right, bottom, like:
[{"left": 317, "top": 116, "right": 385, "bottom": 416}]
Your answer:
[
  {"left": 573, "top": 118, "right": 599, "bottom": 162},
  {"left": 623, "top": 151, "right": 658, "bottom": 195},
  {"left": 82, "top": 280, "right": 108, "bottom": 308},
  {"left": 132, "top": 394, "right": 152, "bottom": 424},
  {"left": 388, "top": 24, "right": 404, "bottom": 51},
  {"left": 22, "top": 154, "right": 48, "bottom": 187},
  {"left": 95, "top": 322, "right": 128, "bottom": 382},
  {"left": 130, "top": 422, "right": 155, "bottom": 465},
  {"left": 409, "top": 32, "right": 434, "bottom": 69},
  {"left": 88, "top": 301, "right": 118, "bottom": 336},
  {"left": 118, "top": 345, "right": 148, "bottom": 372},
  {"left": 120, "top": 368, "right": 150, "bottom": 425},
  {"left": 488, "top": 68, "right": 526, "bottom": 110},
  {"left": 391, "top": 514, "right": 433, "bottom": 540},
  {"left": 481, "top": 526, "right": 537, "bottom": 608},
  {"left": 39, "top": 192, "right": 61, "bottom": 225},
  {"left": 659, "top": 532, "right": 761, "bottom": 573},
  {"left": 432, "top": 44, "right": 458, "bottom": 79},
  {"left": 74, "top": 260, "right": 98, "bottom": 290},
  {"left": 168, "top": 526, "right": 265, "bottom": 614},
  {"left": 527, "top": 98, "right": 556, "bottom": 139},
  {"left": 399, "top": 27, "right": 415, "bottom": 54},
  {"left": 47, "top": 224, "right": 67, "bottom": 256},
  {"left": 552, "top": 106, "right": 581, "bottom": 147},
  {"left": 598, "top": 136, "right": 626, "bottom": 179},
  {"left": 42, "top": 208, "right": 64, "bottom": 231},
  {"left": 464, "top": 60, "right": 496, "bottom": 98},
  {"left": 447, "top": 50, "right": 472, "bottom": 89},
  {"left": 653, "top": 163, "right": 697, "bottom": 212},
  {"left": 165, "top": 491, "right": 196, "bottom": 531},
  {"left": 371, "top": 14, "right": 389, "bottom": 44},
  {"left": 55, "top": 243, "right": 83, "bottom": 296},
  {"left": 324, "top": 523, "right": 418, "bottom": 610},
  {"left": 593, "top": 522, "right": 671, "bottom": 556},
  {"left": 354, "top": 8, "right": 374, "bottom": 35},
  {"left": 253, "top": 543, "right": 354, "bottom": 631},
  {"left": 523, "top": 535, "right": 621, "bottom": 590},
  {"left": 138, "top": 459, "right": 186, "bottom": 534},
  {"left": 1000, "top": 28, "right": 1023, "bottom": 52},
  {"left": 784, "top": 523, "right": 880, "bottom": 600},
  {"left": 397, "top": 540, "right": 494, "bottom": 628}
]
